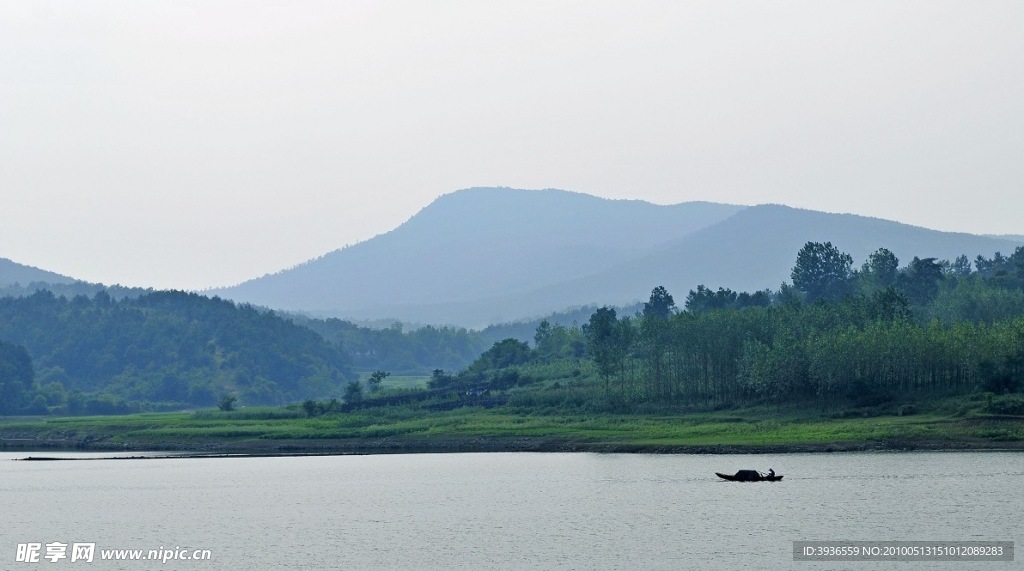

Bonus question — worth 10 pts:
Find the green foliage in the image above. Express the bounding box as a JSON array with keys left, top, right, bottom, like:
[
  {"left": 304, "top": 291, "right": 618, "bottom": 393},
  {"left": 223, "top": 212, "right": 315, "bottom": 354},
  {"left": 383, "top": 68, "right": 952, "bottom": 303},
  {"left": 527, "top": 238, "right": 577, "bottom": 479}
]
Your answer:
[
  {"left": 898, "top": 257, "right": 944, "bottom": 305},
  {"left": 974, "top": 246, "right": 1024, "bottom": 286},
  {"left": 948, "top": 254, "right": 973, "bottom": 278},
  {"left": 296, "top": 317, "right": 490, "bottom": 374},
  {"left": 469, "top": 339, "right": 532, "bottom": 372},
  {"left": 642, "top": 286, "right": 676, "bottom": 319},
  {"left": 872, "top": 287, "right": 911, "bottom": 320},
  {"left": 343, "top": 380, "right": 364, "bottom": 404},
  {"left": 366, "top": 370, "right": 390, "bottom": 393},
  {"left": 301, "top": 398, "right": 343, "bottom": 417},
  {"left": 451, "top": 242, "right": 1024, "bottom": 413},
  {"left": 685, "top": 285, "right": 771, "bottom": 313},
  {"left": 532, "top": 320, "right": 585, "bottom": 362},
  {"left": 3, "top": 393, "right": 1020, "bottom": 450},
  {"left": 924, "top": 276, "right": 1024, "bottom": 324},
  {"left": 861, "top": 247, "right": 900, "bottom": 289},
  {"left": 217, "top": 395, "right": 238, "bottom": 412},
  {"left": 985, "top": 394, "right": 1024, "bottom": 416},
  {"left": 978, "top": 350, "right": 1024, "bottom": 394},
  {"left": 193, "top": 407, "right": 304, "bottom": 420},
  {"left": 428, "top": 368, "right": 457, "bottom": 389},
  {"left": 7, "top": 241, "right": 1024, "bottom": 421},
  {"left": 791, "top": 241, "right": 854, "bottom": 302},
  {"left": 0, "top": 341, "right": 34, "bottom": 414},
  {"left": 584, "top": 307, "right": 623, "bottom": 393},
  {"left": 0, "top": 290, "right": 355, "bottom": 410},
  {"left": 289, "top": 306, "right": 598, "bottom": 376}
]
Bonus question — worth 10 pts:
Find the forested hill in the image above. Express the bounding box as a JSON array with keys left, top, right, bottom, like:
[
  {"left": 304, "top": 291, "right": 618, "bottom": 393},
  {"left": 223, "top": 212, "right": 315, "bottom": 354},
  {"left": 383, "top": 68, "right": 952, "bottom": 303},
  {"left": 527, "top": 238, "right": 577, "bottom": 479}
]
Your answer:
[{"left": 0, "top": 290, "right": 354, "bottom": 413}]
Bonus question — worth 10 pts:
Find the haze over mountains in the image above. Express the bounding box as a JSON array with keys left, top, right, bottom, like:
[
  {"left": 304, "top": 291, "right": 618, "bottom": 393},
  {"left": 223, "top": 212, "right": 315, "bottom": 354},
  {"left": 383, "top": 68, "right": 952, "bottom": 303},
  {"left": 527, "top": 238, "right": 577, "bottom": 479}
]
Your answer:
[
  {"left": 0, "top": 258, "right": 75, "bottom": 287},
  {"left": 208, "top": 188, "right": 1024, "bottom": 327},
  {"left": 206, "top": 188, "right": 741, "bottom": 325},
  {"left": 3, "top": 187, "right": 1022, "bottom": 328}
]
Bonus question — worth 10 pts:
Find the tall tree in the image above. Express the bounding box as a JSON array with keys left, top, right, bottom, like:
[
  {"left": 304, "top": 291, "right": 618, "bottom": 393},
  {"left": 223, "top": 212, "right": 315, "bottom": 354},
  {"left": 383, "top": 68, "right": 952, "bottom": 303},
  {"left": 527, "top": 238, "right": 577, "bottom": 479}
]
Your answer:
[
  {"left": 533, "top": 320, "right": 552, "bottom": 349},
  {"left": 643, "top": 286, "right": 676, "bottom": 319},
  {"left": 861, "top": 247, "right": 899, "bottom": 290},
  {"left": 1010, "top": 246, "right": 1024, "bottom": 282},
  {"left": 343, "top": 380, "right": 364, "bottom": 404},
  {"left": 685, "top": 285, "right": 735, "bottom": 313},
  {"left": 367, "top": 370, "right": 390, "bottom": 393},
  {"left": 791, "top": 241, "right": 854, "bottom": 302},
  {"left": 949, "top": 254, "right": 973, "bottom": 277},
  {"left": 585, "top": 307, "right": 622, "bottom": 395},
  {"left": 898, "top": 257, "right": 944, "bottom": 305},
  {"left": 975, "top": 252, "right": 1012, "bottom": 279}
]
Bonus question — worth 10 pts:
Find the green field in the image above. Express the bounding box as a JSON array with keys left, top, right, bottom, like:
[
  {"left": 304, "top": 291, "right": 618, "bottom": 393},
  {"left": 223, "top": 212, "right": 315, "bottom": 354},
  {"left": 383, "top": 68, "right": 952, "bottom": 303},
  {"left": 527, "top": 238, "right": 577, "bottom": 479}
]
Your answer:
[
  {"left": 361, "top": 373, "right": 430, "bottom": 392},
  {"left": 2, "top": 394, "right": 1022, "bottom": 455}
]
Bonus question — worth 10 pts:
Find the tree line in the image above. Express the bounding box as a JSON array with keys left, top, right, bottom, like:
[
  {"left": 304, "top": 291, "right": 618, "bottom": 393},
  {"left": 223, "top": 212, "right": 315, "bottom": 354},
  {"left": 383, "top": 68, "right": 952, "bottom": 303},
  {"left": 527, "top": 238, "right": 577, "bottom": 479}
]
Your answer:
[
  {"left": 578, "top": 242, "right": 1024, "bottom": 409},
  {"left": 291, "top": 303, "right": 614, "bottom": 374},
  {"left": 422, "top": 242, "right": 1024, "bottom": 412}
]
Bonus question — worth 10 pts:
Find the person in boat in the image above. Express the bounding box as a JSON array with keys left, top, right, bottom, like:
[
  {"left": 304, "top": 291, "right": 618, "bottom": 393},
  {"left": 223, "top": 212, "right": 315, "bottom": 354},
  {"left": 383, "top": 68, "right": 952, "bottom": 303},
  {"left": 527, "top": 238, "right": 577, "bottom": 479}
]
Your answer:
[{"left": 767, "top": 468, "right": 775, "bottom": 478}]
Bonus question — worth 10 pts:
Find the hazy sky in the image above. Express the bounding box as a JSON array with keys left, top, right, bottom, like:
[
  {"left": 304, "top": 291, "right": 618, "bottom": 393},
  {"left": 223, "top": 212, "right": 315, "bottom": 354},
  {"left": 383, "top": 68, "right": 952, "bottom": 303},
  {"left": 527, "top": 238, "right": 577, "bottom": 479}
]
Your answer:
[{"left": 2, "top": 1, "right": 1022, "bottom": 290}]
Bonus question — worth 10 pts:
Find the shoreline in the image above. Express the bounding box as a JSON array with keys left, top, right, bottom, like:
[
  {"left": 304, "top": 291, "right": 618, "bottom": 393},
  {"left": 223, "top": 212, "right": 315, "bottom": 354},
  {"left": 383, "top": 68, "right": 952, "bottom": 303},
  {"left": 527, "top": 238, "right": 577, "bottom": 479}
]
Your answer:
[
  {"left": 5, "top": 435, "right": 1024, "bottom": 459},
  {"left": 4, "top": 399, "right": 1021, "bottom": 459}
]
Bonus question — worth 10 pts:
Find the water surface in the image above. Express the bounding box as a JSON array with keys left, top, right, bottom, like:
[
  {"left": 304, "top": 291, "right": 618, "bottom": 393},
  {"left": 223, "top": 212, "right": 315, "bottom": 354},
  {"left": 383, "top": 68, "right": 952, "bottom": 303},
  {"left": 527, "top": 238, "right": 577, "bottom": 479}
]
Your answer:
[{"left": 2, "top": 451, "right": 1020, "bottom": 569}]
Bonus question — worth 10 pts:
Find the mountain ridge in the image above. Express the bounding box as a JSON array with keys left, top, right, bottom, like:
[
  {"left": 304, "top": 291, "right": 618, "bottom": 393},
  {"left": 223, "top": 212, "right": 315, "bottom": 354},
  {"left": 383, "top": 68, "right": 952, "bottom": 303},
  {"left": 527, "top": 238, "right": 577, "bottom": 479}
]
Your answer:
[
  {"left": 208, "top": 187, "right": 746, "bottom": 318},
  {"left": 210, "top": 188, "right": 1024, "bottom": 326},
  {"left": 498, "top": 203, "right": 1024, "bottom": 314},
  {"left": 4, "top": 188, "right": 1023, "bottom": 328}
]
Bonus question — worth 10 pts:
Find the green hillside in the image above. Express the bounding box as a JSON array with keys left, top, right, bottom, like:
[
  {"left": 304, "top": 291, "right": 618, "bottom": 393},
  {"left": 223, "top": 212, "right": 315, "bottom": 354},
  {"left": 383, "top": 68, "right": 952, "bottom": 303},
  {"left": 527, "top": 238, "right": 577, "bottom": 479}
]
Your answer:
[{"left": 0, "top": 290, "right": 355, "bottom": 413}]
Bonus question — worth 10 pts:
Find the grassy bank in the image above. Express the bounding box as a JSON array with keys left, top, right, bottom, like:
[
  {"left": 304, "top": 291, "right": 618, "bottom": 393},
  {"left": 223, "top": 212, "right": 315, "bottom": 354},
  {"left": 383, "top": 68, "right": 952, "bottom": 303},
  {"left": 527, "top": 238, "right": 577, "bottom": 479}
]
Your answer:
[{"left": 1, "top": 394, "right": 1022, "bottom": 455}]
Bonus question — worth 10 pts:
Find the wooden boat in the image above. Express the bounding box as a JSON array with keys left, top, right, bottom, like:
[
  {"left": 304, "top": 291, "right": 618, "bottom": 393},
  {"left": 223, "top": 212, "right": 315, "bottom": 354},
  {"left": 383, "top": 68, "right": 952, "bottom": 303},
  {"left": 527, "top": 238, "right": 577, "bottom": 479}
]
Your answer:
[{"left": 715, "top": 470, "right": 783, "bottom": 482}]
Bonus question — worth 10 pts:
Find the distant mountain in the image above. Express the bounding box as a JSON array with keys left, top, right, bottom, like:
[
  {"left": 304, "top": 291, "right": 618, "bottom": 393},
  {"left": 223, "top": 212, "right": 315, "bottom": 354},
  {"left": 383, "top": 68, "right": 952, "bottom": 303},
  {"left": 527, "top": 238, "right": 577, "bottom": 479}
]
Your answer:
[
  {"left": 0, "top": 258, "right": 75, "bottom": 287},
  {"left": 211, "top": 188, "right": 743, "bottom": 324},
  {"left": 985, "top": 234, "right": 1024, "bottom": 244},
  {"left": 0, "top": 258, "right": 154, "bottom": 302},
  {"left": 211, "top": 188, "right": 1024, "bottom": 327}
]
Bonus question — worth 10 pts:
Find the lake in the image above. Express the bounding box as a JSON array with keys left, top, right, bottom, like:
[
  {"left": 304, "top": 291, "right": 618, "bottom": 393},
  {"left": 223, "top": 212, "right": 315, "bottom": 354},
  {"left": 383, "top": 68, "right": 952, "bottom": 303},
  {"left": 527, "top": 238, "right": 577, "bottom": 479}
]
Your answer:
[{"left": 2, "top": 451, "right": 1020, "bottom": 569}]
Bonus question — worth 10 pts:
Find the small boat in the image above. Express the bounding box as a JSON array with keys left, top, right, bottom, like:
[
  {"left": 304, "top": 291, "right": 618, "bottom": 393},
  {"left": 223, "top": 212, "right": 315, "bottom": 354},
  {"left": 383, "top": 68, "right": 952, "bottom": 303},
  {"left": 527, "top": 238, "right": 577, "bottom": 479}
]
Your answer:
[{"left": 715, "top": 470, "right": 783, "bottom": 482}]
